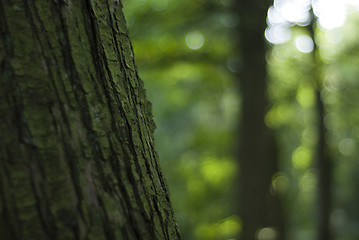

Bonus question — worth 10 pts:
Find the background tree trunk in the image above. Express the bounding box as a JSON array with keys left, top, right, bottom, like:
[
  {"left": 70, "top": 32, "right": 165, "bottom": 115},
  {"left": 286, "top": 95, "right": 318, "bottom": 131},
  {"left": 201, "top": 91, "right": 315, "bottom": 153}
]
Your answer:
[
  {"left": 308, "top": 10, "right": 332, "bottom": 240},
  {"left": 235, "top": 0, "right": 285, "bottom": 239},
  {"left": 0, "top": 0, "right": 181, "bottom": 239}
]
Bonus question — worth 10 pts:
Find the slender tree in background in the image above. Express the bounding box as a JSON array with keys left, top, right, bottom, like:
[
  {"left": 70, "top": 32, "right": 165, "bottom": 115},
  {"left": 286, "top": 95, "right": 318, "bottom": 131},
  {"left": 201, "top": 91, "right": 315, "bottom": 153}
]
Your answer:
[
  {"left": 308, "top": 9, "right": 332, "bottom": 240},
  {"left": 235, "top": 0, "right": 285, "bottom": 239},
  {"left": 0, "top": 1, "right": 181, "bottom": 239}
]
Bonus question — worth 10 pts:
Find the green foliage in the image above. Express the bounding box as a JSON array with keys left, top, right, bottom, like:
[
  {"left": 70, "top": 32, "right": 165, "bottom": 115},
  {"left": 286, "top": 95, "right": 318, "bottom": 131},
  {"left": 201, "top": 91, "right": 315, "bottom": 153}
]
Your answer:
[
  {"left": 123, "top": 0, "right": 359, "bottom": 239},
  {"left": 123, "top": 0, "right": 240, "bottom": 239},
  {"left": 267, "top": 9, "right": 359, "bottom": 240}
]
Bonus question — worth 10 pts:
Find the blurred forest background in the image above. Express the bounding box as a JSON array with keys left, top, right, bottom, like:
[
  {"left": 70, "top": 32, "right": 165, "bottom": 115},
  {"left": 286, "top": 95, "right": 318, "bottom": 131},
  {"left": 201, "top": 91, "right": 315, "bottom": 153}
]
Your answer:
[{"left": 122, "top": 0, "right": 359, "bottom": 239}]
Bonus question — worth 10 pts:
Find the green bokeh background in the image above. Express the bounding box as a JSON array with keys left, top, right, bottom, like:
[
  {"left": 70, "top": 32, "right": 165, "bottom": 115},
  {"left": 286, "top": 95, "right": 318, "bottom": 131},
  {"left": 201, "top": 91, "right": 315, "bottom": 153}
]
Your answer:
[{"left": 123, "top": 1, "right": 359, "bottom": 239}]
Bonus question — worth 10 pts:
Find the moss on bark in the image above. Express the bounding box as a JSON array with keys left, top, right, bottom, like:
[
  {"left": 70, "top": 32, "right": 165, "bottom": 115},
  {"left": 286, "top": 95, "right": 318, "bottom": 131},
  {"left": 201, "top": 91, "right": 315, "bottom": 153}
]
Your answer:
[{"left": 0, "top": 0, "right": 181, "bottom": 239}]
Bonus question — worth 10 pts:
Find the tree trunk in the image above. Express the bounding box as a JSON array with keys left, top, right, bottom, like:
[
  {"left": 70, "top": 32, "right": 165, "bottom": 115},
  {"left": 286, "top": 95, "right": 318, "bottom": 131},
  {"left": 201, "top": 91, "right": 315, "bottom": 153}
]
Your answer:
[
  {"left": 308, "top": 10, "right": 332, "bottom": 240},
  {"left": 235, "top": 0, "right": 285, "bottom": 239},
  {"left": 315, "top": 90, "right": 331, "bottom": 240},
  {"left": 0, "top": 1, "right": 181, "bottom": 239}
]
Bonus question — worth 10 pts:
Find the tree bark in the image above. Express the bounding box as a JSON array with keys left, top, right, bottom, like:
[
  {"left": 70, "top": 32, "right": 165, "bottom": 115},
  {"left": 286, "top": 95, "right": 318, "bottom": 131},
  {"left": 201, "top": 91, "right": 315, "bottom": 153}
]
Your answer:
[
  {"left": 0, "top": 0, "right": 181, "bottom": 239},
  {"left": 235, "top": 0, "right": 285, "bottom": 239}
]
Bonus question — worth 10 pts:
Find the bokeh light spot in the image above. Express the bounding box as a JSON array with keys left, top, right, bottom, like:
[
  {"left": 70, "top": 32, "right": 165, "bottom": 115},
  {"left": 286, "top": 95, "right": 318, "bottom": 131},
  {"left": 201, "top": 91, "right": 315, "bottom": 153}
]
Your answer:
[
  {"left": 299, "top": 170, "right": 317, "bottom": 203},
  {"left": 265, "top": 26, "right": 291, "bottom": 45},
  {"left": 218, "top": 216, "right": 242, "bottom": 237},
  {"left": 185, "top": 31, "right": 205, "bottom": 50},
  {"left": 296, "top": 84, "right": 315, "bottom": 107},
  {"left": 325, "top": 28, "right": 343, "bottom": 44},
  {"left": 313, "top": 0, "right": 346, "bottom": 29},
  {"left": 330, "top": 209, "right": 347, "bottom": 230},
  {"left": 272, "top": 173, "right": 289, "bottom": 193},
  {"left": 200, "top": 156, "right": 236, "bottom": 187},
  {"left": 338, "top": 138, "right": 355, "bottom": 156},
  {"left": 295, "top": 35, "right": 314, "bottom": 53},
  {"left": 256, "top": 227, "right": 277, "bottom": 240},
  {"left": 227, "top": 57, "right": 242, "bottom": 73},
  {"left": 292, "top": 146, "right": 312, "bottom": 170},
  {"left": 195, "top": 216, "right": 242, "bottom": 239}
]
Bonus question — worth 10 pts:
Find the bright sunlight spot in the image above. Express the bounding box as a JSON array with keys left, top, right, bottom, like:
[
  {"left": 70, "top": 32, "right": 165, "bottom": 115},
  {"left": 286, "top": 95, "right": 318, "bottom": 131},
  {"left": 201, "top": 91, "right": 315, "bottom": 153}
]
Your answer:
[
  {"left": 295, "top": 35, "right": 314, "bottom": 53},
  {"left": 265, "top": 26, "right": 291, "bottom": 45},
  {"left": 274, "top": 0, "right": 311, "bottom": 24},
  {"left": 266, "top": 0, "right": 355, "bottom": 44},
  {"left": 185, "top": 31, "right": 205, "bottom": 50},
  {"left": 313, "top": 0, "right": 346, "bottom": 29}
]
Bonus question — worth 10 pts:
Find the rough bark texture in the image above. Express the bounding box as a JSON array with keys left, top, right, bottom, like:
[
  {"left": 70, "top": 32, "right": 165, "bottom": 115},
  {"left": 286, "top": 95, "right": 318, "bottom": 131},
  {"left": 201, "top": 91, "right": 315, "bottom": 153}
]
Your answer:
[
  {"left": 0, "top": 0, "right": 181, "bottom": 239},
  {"left": 235, "top": 0, "right": 285, "bottom": 239}
]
